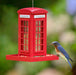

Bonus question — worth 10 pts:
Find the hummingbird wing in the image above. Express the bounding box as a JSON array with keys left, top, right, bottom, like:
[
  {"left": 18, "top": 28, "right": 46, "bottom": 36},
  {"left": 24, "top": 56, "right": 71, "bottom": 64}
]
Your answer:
[{"left": 57, "top": 46, "right": 70, "bottom": 59}]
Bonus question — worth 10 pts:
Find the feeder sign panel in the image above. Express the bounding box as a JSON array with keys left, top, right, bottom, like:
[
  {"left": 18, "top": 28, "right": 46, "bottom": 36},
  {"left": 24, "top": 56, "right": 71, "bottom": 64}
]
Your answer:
[
  {"left": 34, "top": 15, "right": 45, "bottom": 18},
  {"left": 20, "top": 15, "right": 30, "bottom": 18}
]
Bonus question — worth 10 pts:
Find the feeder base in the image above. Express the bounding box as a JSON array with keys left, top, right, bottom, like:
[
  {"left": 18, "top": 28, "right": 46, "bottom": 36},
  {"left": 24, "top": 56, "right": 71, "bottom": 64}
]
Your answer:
[{"left": 6, "top": 54, "right": 59, "bottom": 62}]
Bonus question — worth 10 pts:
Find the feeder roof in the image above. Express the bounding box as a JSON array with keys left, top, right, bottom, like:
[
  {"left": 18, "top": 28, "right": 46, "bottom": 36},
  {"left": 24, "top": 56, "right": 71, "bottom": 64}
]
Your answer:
[{"left": 17, "top": 7, "right": 48, "bottom": 14}]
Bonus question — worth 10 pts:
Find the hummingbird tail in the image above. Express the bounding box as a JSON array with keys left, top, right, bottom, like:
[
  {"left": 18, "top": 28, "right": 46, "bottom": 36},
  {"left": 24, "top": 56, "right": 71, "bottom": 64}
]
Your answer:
[
  {"left": 69, "top": 58, "right": 73, "bottom": 62},
  {"left": 67, "top": 59, "right": 72, "bottom": 69}
]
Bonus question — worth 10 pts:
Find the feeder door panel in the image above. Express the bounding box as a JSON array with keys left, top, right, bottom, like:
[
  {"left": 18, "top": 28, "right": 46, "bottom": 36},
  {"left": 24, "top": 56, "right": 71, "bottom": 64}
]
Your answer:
[
  {"left": 34, "top": 20, "right": 45, "bottom": 55},
  {"left": 20, "top": 20, "right": 29, "bottom": 55}
]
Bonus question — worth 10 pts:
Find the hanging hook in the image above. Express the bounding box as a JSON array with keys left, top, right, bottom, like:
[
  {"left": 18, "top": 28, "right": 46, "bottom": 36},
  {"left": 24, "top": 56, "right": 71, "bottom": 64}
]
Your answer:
[{"left": 32, "top": 0, "right": 34, "bottom": 7}]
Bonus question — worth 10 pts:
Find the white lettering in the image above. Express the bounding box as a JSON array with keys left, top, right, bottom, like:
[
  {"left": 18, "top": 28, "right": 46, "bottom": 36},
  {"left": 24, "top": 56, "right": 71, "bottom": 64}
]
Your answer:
[
  {"left": 20, "top": 15, "right": 30, "bottom": 18},
  {"left": 34, "top": 15, "right": 45, "bottom": 18}
]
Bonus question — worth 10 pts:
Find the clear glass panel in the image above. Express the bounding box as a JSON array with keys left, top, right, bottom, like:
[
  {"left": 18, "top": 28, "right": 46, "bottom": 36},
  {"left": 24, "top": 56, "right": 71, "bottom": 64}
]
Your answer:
[
  {"left": 21, "top": 39, "right": 24, "bottom": 44},
  {"left": 38, "top": 46, "right": 40, "bottom": 51},
  {"left": 21, "top": 33, "right": 24, "bottom": 38},
  {"left": 25, "top": 45, "right": 28, "bottom": 51},
  {"left": 39, "top": 39, "right": 40, "bottom": 44},
  {"left": 40, "top": 39, "right": 43, "bottom": 44},
  {"left": 36, "top": 27, "right": 38, "bottom": 32},
  {"left": 40, "top": 27, "right": 43, "bottom": 32},
  {"left": 21, "top": 27, "right": 24, "bottom": 32},
  {"left": 24, "top": 21, "right": 25, "bottom": 26},
  {"left": 25, "top": 40, "right": 28, "bottom": 44},
  {"left": 21, "top": 20, "right": 24, "bottom": 26},
  {"left": 24, "top": 21, "right": 28, "bottom": 26},
  {"left": 35, "top": 20, "right": 44, "bottom": 52},
  {"left": 40, "top": 45, "right": 43, "bottom": 50},
  {"left": 39, "top": 21, "right": 41, "bottom": 26},
  {"left": 26, "top": 21, "right": 28, "bottom": 26},
  {"left": 21, "top": 45, "right": 24, "bottom": 50},
  {"left": 41, "top": 21, "right": 43, "bottom": 26},
  {"left": 35, "top": 46, "right": 37, "bottom": 51},
  {"left": 24, "top": 27, "right": 25, "bottom": 32},
  {"left": 24, "top": 33, "right": 28, "bottom": 38},
  {"left": 24, "top": 38, "right": 25, "bottom": 44},
  {"left": 40, "top": 33, "right": 43, "bottom": 38},
  {"left": 39, "top": 33, "right": 40, "bottom": 38},
  {"left": 39, "top": 27, "right": 41, "bottom": 32},
  {"left": 21, "top": 20, "right": 29, "bottom": 51},
  {"left": 36, "top": 21, "right": 38, "bottom": 26},
  {"left": 35, "top": 40, "right": 37, "bottom": 45},
  {"left": 24, "top": 45, "right": 25, "bottom": 50}
]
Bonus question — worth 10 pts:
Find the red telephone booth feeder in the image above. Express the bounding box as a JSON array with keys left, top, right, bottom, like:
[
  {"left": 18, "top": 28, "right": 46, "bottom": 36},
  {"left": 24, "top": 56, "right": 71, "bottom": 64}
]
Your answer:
[{"left": 6, "top": 7, "right": 59, "bottom": 62}]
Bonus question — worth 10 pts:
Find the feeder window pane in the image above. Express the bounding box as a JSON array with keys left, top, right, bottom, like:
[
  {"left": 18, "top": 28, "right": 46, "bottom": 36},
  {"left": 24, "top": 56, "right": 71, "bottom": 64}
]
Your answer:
[
  {"left": 38, "top": 46, "right": 40, "bottom": 51},
  {"left": 25, "top": 45, "right": 28, "bottom": 51},
  {"left": 35, "top": 40, "right": 37, "bottom": 45},
  {"left": 21, "top": 39, "right": 24, "bottom": 44},
  {"left": 24, "top": 21, "right": 28, "bottom": 26},
  {"left": 27, "top": 21, "right": 28, "bottom": 26},
  {"left": 38, "top": 39, "right": 40, "bottom": 44},
  {"left": 41, "top": 21, "right": 43, "bottom": 26},
  {"left": 36, "top": 21, "right": 39, "bottom": 26},
  {"left": 21, "top": 20, "right": 24, "bottom": 26},
  {"left": 21, "top": 27, "right": 24, "bottom": 32},
  {"left": 21, "top": 45, "right": 24, "bottom": 50},
  {"left": 25, "top": 40, "right": 28, "bottom": 45},
  {"left": 39, "top": 21, "right": 41, "bottom": 26},
  {"left": 36, "top": 27, "right": 39, "bottom": 32},
  {"left": 26, "top": 27, "right": 28, "bottom": 32},
  {"left": 21, "top": 27, "right": 28, "bottom": 32},
  {"left": 35, "top": 46, "right": 37, "bottom": 51},
  {"left": 24, "top": 27, "right": 25, "bottom": 32},
  {"left": 35, "top": 20, "right": 44, "bottom": 52},
  {"left": 24, "top": 33, "right": 28, "bottom": 38},
  {"left": 40, "top": 39, "right": 43, "bottom": 44},
  {"left": 36, "top": 45, "right": 43, "bottom": 51},
  {"left": 36, "top": 33, "right": 38, "bottom": 38},
  {"left": 21, "top": 20, "right": 29, "bottom": 51},
  {"left": 23, "top": 27, "right": 28, "bottom": 32},
  {"left": 24, "top": 39, "right": 25, "bottom": 44},
  {"left": 24, "top": 45, "right": 25, "bottom": 50},
  {"left": 39, "top": 33, "right": 40, "bottom": 38},
  {"left": 24, "top": 21, "right": 25, "bottom": 26},
  {"left": 21, "top": 33, "right": 24, "bottom": 38},
  {"left": 24, "top": 41, "right": 28, "bottom": 51},
  {"left": 40, "top": 45, "right": 43, "bottom": 50},
  {"left": 40, "top": 27, "right": 43, "bottom": 32},
  {"left": 39, "top": 27, "right": 41, "bottom": 32},
  {"left": 23, "top": 45, "right": 27, "bottom": 51}
]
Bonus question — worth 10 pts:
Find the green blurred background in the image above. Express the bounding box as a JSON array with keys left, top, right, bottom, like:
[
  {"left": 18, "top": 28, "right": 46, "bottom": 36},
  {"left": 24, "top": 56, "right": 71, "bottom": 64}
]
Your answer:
[{"left": 0, "top": 0, "right": 76, "bottom": 75}]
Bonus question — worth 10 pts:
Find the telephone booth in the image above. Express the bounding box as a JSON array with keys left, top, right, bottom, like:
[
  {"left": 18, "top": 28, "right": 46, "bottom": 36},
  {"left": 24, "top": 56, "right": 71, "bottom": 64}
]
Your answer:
[{"left": 6, "top": 7, "right": 59, "bottom": 62}]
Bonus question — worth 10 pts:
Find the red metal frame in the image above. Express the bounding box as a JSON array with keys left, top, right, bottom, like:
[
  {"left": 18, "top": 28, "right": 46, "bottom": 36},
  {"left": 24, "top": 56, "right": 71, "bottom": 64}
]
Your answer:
[
  {"left": 6, "top": 7, "right": 59, "bottom": 62},
  {"left": 6, "top": 54, "right": 58, "bottom": 62}
]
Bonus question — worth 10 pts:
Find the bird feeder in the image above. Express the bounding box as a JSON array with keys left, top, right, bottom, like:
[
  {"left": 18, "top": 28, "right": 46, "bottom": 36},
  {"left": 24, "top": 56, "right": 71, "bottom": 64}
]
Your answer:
[{"left": 6, "top": 7, "right": 59, "bottom": 62}]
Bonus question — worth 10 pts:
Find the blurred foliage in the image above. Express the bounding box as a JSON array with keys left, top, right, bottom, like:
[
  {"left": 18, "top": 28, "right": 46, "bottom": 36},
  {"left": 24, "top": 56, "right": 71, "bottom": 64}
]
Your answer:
[
  {"left": 51, "top": 0, "right": 66, "bottom": 15},
  {"left": 24, "top": 62, "right": 49, "bottom": 75},
  {"left": 0, "top": 0, "right": 58, "bottom": 8},
  {"left": 0, "top": 0, "right": 76, "bottom": 75},
  {"left": 0, "top": 5, "right": 18, "bottom": 75},
  {"left": 47, "top": 34, "right": 59, "bottom": 54}
]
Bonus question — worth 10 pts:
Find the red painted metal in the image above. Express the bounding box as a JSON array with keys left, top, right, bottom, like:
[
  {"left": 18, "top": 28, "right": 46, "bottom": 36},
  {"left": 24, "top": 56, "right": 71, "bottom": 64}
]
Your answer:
[
  {"left": 6, "top": 54, "right": 58, "bottom": 62},
  {"left": 6, "top": 7, "right": 59, "bottom": 62},
  {"left": 17, "top": 7, "right": 48, "bottom": 14}
]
